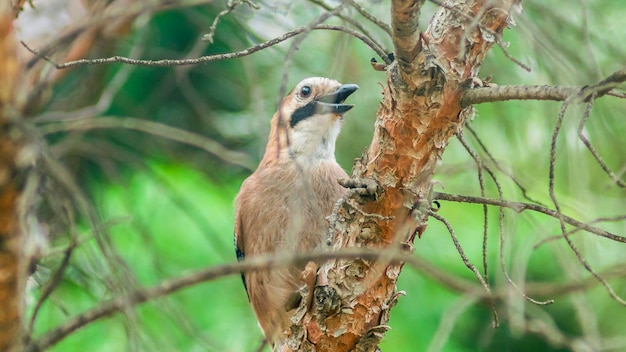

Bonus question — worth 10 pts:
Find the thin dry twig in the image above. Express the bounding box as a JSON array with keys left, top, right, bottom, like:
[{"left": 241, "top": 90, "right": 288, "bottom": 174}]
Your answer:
[
  {"left": 455, "top": 132, "right": 490, "bottom": 292},
  {"left": 344, "top": 0, "right": 392, "bottom": 35},
  {"left": 28, "top": 126, "right": 153, "bottom": 335},
  {"left": 494, "top": 34, "right": 532, "bottom": 72},
  {"left": 428, "top": 211, "right": 499, "bottom": 326},
  {"left": 456, "top": 131, "right": 489, "bottom": 270},
  {"left": 26, "top": 245, "right": 626, "bottom": 352},
  {"left": 456, "top": 133, "right": 552, "bottom": 307},
  {"left": 465, "top": 123, "right": 544, "bottom": 206},
  {"left": 462, "top": 84, "right": 579, "bottom": 106},
  {"left": 22, "top": 24, "right": 388, "bottom": 70},
  {"left": 577, "top": 100, "right": 626, "bottom": 188},
  {"left": 31, "top": 35, "right": 147, "bottom": 123},
  {"left": 24, "top": 248, "right": 475, "bottom": 352},
  {"left": 308, "top": 0, "right": 391, "bottom": 63},
  {"left": 434, "top": 192, "right": 626, "bottom": 244},
  {"left": 462, "top": 67, "right": 626, "bottom": 106},
  {"left": 202, "top": 0, "right": 260, "bottom": 43},
  {"left": 488, "top": 164, "right": 553, "bottom": 306},
  {"left": 533, "top": 215, "right": 626, "bottom": 249},
  {"left": 548, "top": 98, "right": 626, "bottom": 306}
]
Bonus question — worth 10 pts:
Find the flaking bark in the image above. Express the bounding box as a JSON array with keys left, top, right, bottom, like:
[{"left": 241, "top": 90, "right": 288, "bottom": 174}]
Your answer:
[
  {"left": 0, "top": 4, "right": 26, "bottom": 351},
  {"left": 282, "top": 1, "right": 517, "bottom": 351}
]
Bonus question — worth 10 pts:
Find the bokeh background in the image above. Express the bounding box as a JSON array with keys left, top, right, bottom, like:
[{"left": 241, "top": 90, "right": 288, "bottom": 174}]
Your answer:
[{"left": 16, "top": 1, "right": 626, "bottom": 351}]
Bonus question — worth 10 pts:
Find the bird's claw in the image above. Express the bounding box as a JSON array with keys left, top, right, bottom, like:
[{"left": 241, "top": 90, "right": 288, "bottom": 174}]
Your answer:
[{"left": 339, "top": 177, "right": 382, "bottom": 200}]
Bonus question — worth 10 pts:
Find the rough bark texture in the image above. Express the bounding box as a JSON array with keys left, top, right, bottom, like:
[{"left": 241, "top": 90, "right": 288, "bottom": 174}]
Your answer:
[
  {"left": 283, "top": 1, "right": 517, "bottom": 351},
  {"left": 0, "top": 3, "right": 26, "bottom": 351}
]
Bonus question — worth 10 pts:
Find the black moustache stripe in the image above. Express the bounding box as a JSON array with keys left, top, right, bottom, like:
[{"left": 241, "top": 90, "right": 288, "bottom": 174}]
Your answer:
[{"left": 290, "top": 102, "right": 316, "bottom": 128}]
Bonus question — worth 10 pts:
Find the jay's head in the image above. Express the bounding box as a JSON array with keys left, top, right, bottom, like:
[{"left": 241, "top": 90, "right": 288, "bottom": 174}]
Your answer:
[{"left": 273, "top": 77, "right": 358, "bottom": 162}]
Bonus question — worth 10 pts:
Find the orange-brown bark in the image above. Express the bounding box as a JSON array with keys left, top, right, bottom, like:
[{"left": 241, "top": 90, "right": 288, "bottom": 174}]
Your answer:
[
  {"left": 284, "top": 1, "right": 516, "bottom": 351},
  {"left": 0, "top": 4, "right": 25, "bottom": 351}
]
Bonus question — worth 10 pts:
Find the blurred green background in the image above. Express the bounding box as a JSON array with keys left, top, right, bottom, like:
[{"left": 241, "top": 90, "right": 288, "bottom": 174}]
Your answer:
[{"left": 22, "top": 1, "right": 626, "bottom": 351}]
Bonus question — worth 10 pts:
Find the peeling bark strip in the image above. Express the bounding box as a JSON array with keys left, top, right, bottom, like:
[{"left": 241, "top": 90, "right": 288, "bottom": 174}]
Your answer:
[
  {"left": 0, "top": 131, "right": 22, "bottom": 352},
  {"left": 0, "top": 4, "right": 25, "bottom": 352},
  {"left": 283, "top": 1, "right": 516, "bottom": 351}
]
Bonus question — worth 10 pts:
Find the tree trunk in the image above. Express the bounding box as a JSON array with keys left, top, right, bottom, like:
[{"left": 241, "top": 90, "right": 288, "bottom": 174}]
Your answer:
[
  {"left": 0, "top": 3, "right": 26, "bottom": 351},
  {"left": 283, "top": 1, "right": 517, "bottom": 351}
]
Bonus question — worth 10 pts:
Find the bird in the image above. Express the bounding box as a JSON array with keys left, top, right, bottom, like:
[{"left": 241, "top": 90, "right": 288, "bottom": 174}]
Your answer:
[{"left": 234, "top": 77, "right": 358, "bottom": 347}]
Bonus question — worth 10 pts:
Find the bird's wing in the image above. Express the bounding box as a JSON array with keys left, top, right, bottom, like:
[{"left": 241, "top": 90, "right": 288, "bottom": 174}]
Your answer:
[{"left": 234, "top": 196, "right": 250, "bottom": 300}]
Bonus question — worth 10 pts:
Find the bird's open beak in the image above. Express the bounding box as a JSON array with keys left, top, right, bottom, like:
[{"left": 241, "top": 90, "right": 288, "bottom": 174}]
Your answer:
[{"left": 316, "top": 84, "right": 359, "bottom": 114}]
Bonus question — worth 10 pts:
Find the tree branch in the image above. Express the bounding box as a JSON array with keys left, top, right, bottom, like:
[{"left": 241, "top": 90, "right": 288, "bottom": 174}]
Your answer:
[
  {"left": 22, "top": 24, "right": 389, "bottom": 69},
  {"left": 462, "top": 67, "right": 626, "bottom": 106},
  {"left": 390, "top": 0, "right": 424, "bottom": 81},
  {"left": 549, "top": 99, "right": 626, "bottom": 306},
  {"left": 307, "top": 0, "right": 391, "bottom": 61},
  {"left": 27, "top": 244, "right": 626, "bottom": 352},
  {"left": 434, "top": 192, "right": 626, "bottom": 244},
  {"left": 25, "top": 248, "right": 475, "bottom": 352},
  {"left": 345, "top": 0, "right": 392, "bottom": 35},
  {"left": 461, "top": 84, "right": 579, "bottom": 106}
]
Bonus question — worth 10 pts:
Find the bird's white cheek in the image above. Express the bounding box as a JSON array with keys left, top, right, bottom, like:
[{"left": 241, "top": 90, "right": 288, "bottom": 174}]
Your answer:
[{"left": 289, "top": 115, "right": 342, "bottom": 163}]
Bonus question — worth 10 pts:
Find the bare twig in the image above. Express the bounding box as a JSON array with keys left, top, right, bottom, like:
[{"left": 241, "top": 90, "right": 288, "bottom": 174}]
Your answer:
[
  {"left": 533, "top": 215, "right": 626, "bottom": 249},
  {"left": 202, "top": 0, "right": 260, "bottom": 43},
  {"left": 577, "top": 100, "right": 626, "bottom": 188},
  {"left": 581, "top": 68, "right": 626, "bottom": 99},
  {"left": 494, "top": 34, "right": 532, "bottom": 72},
  {"left": 465, "top": 124, "right": 544, "bottom": 206},
  {"left": 462, "top": 84, "right": 579, "bottom": 106},
  {"left": 308, "top": 0, "right": 391, "bottom": 63},
  {"left": 488, "top": 161, "right": 553, "bottom": 306},
  {"left": 548, "top": 99, "right": 626, "bottom": 305},
  {"left": 456, "top": 133, "right": 553, "bottom": 307},
  {"left": 455, "top": 132, "right": 490, "bottom": 294},
  {"left": 25, "top": 248, "right": 475, "bottom": 352},
  {"left": 607, "top": 90, "right": 626, "bottom": 99},
  {"left": 433, "top": 192, "right": 626, "bottom": 244},
  {"left": 22, "top": 24, "right": 388, "bottom": 70},
  {"left": 344, "top": 0, "right": 391, "bottom": 35},
  {"left": 428, "top": 211, "right": 498, "bottom": 326},
  {"left": 26, "top": 245, "right": 626, "bottom": 351},
  {"left": 462, "top": 67, "right": 626, "bottom": 106}
]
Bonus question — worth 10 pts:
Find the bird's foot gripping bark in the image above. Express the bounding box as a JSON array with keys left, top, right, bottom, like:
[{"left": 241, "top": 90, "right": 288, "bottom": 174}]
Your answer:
[
  {"left": 338, "top": 177, "right": 383, "bottom": 201},
  {"left": 326, "top": 177, "right": 385, "bottom": 246}
]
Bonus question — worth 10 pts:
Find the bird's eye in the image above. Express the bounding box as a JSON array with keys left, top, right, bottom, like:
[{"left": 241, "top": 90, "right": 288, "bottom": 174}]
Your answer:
[{"left": 300, "top": 85, "right": 312, "bottom": 98}]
